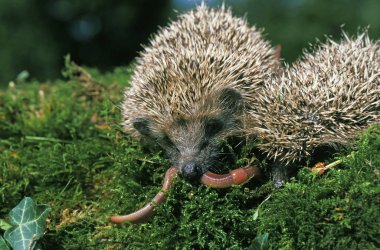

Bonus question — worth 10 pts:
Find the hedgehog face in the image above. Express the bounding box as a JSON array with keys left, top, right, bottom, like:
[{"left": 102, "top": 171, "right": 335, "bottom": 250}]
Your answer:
[{"left": 132, "top": 88, "right": 243, "bottom": 182}]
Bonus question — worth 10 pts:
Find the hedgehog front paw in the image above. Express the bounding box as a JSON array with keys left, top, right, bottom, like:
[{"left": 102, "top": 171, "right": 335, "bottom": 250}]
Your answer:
[{"left": 271, "top": 163, "right": 289, "bottom": 188}]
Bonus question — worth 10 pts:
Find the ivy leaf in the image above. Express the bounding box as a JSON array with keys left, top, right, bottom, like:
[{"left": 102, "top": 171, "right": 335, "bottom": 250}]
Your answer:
[
  {"left": 4, "top": 197, "right": 51, "bottom": 250},
  {"left": 0, "top": 236, "right": 10, "bottom": 250},
  {"left": 248, "top": 233, "right": 269, "bottom": 250}
]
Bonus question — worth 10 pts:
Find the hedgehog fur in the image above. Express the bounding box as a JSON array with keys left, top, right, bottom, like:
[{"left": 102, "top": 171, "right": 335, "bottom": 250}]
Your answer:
[
  {"left": 248, "top": 32, "right": 380, "bottom": 166},
  {"left": 121, "top": 5, "right": 278, "bottom": 180}
]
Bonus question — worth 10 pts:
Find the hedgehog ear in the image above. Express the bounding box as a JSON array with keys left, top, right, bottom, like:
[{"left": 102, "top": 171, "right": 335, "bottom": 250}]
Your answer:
[
  {"left": 218, "top": 88, "right": 242, "bottom": 112},
  {"left": 133, "top": 117, "right": 152, "bottom": 136}
]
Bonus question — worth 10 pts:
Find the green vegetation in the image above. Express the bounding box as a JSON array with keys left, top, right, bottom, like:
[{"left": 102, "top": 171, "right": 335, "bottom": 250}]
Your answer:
[{"left": 0, "top": 62, "right": 379, "bottom": 249}]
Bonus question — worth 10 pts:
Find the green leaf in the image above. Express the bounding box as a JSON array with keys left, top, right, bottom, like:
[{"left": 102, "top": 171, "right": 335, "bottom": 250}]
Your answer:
[
  {"left": 15, "top": 70, "right": 30, "bottom": 83},
  {"left": 4, "top": 197, "right": 51, "bottom": 250},
  {"left": 253, "top": 195, "right": 271, "bottom": 221},
  {"left": 252, "top": 208, "right": 259, "bottom": 221},
  {"left": 249, "top": 233, "right": 269, "bottom": 250},
  {"left": 0, "top": 236, "right": 10, "bottom": 250},
  {"left": 0, "top": 220, "right": 12, "bottom": 231}
]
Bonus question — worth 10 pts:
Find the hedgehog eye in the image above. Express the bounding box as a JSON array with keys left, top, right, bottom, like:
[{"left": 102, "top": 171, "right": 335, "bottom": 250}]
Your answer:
[
  {"left": 218, "top": 88, "right": 242, "bottom": 112},
  {"left": 199, "top": 140, "right": 209, "bottom": 150},
  {"left": 156, "top": 134, "right": 177, "bottom": 150},
  {"left": 133, "top": 118, "right": 151, "bottom": 136},
  {"left": 205, "top": 118, "right": 224, "bottom": 137}
]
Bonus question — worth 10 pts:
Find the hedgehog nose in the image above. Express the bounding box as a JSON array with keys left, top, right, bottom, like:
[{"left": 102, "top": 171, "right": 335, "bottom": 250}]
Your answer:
[{"left": 181, "top": 161, "right": 202, "bottom": 181}]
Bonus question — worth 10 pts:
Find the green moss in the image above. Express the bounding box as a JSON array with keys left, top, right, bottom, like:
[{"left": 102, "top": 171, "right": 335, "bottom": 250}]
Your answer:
[
  {"left": 257, "top": 126, "right": 380, "bottom": 249},
  {"left": 0, "top": 64, "right": 379, "bottom": 249}
]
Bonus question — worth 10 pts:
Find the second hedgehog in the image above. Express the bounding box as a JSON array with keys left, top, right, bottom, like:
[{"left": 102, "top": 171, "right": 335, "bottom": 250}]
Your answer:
[
  {"left": 122, "top": 5, "right": 278, "bottom": 181},
  {"left": 248, "top": 32, "right": 380, "bottom": 186}
]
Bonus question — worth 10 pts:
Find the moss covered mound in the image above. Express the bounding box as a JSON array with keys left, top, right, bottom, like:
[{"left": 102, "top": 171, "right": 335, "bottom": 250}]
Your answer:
[{"left": 1, "top": 62, "right": 379, "bottom": 249}]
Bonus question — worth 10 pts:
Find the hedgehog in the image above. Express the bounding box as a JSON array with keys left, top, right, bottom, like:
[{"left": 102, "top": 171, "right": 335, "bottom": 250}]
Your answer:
[
  {"left": 248, "top": 32, "right": 380, "bottom": 186},
  {"left": 121, "top": 4, "right": 279, "bottom": 181}
]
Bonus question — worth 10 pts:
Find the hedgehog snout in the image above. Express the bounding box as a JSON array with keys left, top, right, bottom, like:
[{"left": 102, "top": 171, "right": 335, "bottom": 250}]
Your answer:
[{"left": 181, "top": 161, "right": 203, "bottom": 182}]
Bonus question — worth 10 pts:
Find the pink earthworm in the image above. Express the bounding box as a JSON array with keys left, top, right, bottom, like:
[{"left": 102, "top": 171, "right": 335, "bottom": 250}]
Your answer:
[
  {"left": 109, "top": 167, "right": 178, "bottom": 224},
  {"left": 201, "top": 165, "right": 261, "bottom": 188}
]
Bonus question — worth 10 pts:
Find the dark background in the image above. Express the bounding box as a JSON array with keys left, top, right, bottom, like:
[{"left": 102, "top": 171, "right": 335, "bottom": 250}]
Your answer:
[{"left": 0, "top": 0, "right": 379, "bottom": 86}]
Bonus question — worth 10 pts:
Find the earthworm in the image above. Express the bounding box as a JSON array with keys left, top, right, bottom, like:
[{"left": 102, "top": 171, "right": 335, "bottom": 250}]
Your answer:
[
  {"left": 109, "top": 167, "right": 178, "bottom": 224},
  {"left": 109, "top": 165, "right": 260, "bottom": 224},
  {"left": 201, "top": 165, "right": 261, "bottom": 188}
]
